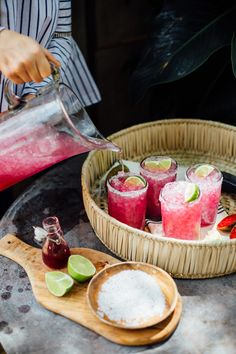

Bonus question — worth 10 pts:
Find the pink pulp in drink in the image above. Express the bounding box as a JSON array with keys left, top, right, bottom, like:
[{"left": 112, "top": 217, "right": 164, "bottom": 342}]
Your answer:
[
  {"left": 186, "top": 165, "right": 222, "bottom": 226},
  {"left": 0, "top": 125, "right": 88, "bottom": 191},
  {"left": 140, "top": 156, "right": 177, "bottom": 220},
  {"left": 107, "top": 173, "right": 148, "bottom": 229},
  {"left": 160, "top": 181, "right": 202, "bottom": 240}
]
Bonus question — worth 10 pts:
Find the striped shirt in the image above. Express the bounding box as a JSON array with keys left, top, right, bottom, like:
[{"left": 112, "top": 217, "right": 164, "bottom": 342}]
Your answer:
[{"left": 0, "top": 0, "right": 101, "bottom": 112}]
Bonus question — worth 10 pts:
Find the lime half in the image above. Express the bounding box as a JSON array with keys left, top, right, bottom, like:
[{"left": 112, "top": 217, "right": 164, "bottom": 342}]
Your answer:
[
  {"left": 68, "top": 255, "right": 96, "bottom": 282},
  {"left": 124, "top": 176, "right": 146, "bottom": 188},
  {"left": 185, "top": 183, "right": 200, "bottom": 203},
  {"left": 195, "top": 164, "right": 214, "bottom": 178},
  {"left": 45, "top": 271, "right": 74, "bottom": 297},
  {"left": 144, "top": 158, "right": 172, "bottom": 172}
]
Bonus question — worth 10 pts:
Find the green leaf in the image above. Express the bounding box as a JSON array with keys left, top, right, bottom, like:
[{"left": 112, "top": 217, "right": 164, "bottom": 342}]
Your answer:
[
  {"left": 131, "top": 1, "right": 236, "bottom": 101},
  {"left": 231, "top": 33, "right": 236, "bottom": 78}
]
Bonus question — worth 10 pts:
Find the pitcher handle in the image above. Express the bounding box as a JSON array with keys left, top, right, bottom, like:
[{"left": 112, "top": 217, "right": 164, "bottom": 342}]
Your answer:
[
  {"left": 4, "top": 63, "right": 60, "bottom": 110},
  {"left": 51, "top": 63, "right": 60, "bottom": 84},
  {"left": 4, "top": 79, "right": 23, "bottom": 110}
]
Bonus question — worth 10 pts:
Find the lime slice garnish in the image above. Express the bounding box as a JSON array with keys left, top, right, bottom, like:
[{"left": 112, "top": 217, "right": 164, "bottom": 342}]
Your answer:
[
  {"left": 195, "top": 164, "right": 214, "bottom": 178},
  {"left": 45, "top": 271, "right": 73, "bottom": 297},
  {"left": 68, "top": 255, "right": 96, "bottom": 282},
  {"left": 124, "top": 176, "right": 146, "bottom": 188},
  {"left": 144, "top": 158, "right": 172, "bottom": 171},
  {"left": 185, "top": 183, "right": 200, "bottom": 203}
]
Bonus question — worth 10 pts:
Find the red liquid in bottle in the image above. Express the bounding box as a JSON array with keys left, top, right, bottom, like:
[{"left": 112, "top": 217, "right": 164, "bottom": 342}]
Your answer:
[{"left": 42, "top": 216, "right": 70, "bottom": 269}]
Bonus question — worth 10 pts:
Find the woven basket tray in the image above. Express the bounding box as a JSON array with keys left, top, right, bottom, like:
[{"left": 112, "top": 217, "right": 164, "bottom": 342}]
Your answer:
[{"left": 81, "top": 119, "right": 236, "bottom": 279}]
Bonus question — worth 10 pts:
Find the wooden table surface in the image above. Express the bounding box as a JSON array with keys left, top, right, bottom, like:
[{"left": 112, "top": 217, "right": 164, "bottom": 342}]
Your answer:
[{"left": 0, "top": 155, "right": 236, "bottom": 354}]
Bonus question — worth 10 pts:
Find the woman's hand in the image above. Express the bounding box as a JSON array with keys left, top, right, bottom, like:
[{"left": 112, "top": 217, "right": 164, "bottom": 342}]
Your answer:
[{"left": 0, "top": 29, "right": 61, "bottom": 84}]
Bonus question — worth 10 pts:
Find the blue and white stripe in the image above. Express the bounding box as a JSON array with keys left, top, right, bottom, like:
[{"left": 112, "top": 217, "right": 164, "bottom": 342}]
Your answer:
[{"left": 0, "top": 0, "right": 101, "bottom": 111}]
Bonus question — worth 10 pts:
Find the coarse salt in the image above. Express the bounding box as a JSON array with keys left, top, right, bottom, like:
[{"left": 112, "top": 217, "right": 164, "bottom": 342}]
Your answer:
[{"left": 97, "top": 269, "right": 166, "bottom": 326}]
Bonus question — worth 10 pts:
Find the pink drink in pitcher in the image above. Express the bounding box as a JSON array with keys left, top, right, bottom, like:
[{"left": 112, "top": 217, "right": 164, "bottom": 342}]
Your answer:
[
  {"left": 140, "top": 156, "right": 177, "bottom": 220},
  {"left": 0, "top": 79, "right": 120, "bottom": 191},
  {"left": 160, "top": 181, "right": 202, "bottom": 240},
  {"left": 107, "top": 173, "right": 148, "bottom": 229},
  {"left": 186, "top": 164, "right": 223, "bottom": 226},
  {"left": 0, "top": 125, "right": 88, "bottom": 191}
]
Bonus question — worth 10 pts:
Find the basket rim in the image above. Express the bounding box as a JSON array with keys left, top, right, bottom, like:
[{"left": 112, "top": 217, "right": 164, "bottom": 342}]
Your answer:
[
  {"left": 81, "top": 118, "right": 236, "bottom": 248},
  {"left": 84, "top": 118, "right": 236, "bottom": 164},
  {"left": 106, "top": 118, "right": 236, "bottom": 142}
]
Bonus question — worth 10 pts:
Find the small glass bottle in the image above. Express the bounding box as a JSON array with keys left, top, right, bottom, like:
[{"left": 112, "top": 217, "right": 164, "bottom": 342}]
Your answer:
[{"left": 42, "top": 216, "right": 71, "bottom": 269}]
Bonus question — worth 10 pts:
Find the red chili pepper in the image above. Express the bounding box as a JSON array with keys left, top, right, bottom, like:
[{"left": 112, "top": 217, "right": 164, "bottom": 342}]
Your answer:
[
  {"left": 217, "top": 214, "right": 236, "bottom": 232},
  {"left": 230, "top": 225, "right": 236, "bottom": 239}
]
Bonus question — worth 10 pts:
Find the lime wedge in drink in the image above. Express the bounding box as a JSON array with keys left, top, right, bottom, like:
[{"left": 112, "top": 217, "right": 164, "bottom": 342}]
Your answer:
[
  {"left": 106, "top": 163, "right": 129, "bottom": 183},
  {"left": 124, "top": 175, "right": 146, "bottom": 188},
  {"left": 45, "top": 271, "right": 74, "bottom": 297},
  {"left": 195, "top": 164, "right": 214, "bottom": 178},
  {"left": 144, "top": 158, "right": 172, "bottom": 171},
  {"left": 68, "top": 255, "right": 96, "bottom": 282},
  {"left": 185, "top": 183, "right": 200, "bottom": 203}
]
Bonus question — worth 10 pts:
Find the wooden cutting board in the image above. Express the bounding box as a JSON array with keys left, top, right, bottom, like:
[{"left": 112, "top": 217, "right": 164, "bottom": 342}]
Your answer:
[{"left": 0, "top": 234, "right": 182, "bottom": 346}]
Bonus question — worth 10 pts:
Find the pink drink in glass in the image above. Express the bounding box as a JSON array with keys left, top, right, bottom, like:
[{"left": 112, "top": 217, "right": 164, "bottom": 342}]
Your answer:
[
  {"left": 160, "top": 181, "right": 202, "bottom": 240},
  {"left": 186, "top": 164, "right": 223, "bottom": 226},
  {"left": 107, "top": 173, "right": 148, "bottom": 229},
  {"left": 140, "top": 156, "right": 177, "bottom": 220},
  {"left": 0, "top": 125, "right": 88, "bottom": 191}
]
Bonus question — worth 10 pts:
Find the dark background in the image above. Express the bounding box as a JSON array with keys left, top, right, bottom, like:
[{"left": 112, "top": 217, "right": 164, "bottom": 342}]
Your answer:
[{"left": 1, "top": 0, "right": 236, "bottom": 217}]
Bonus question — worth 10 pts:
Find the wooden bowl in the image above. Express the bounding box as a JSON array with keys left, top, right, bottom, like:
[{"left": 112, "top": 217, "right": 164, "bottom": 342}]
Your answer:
[{"left": 87, "top": 261, "right": 178, "bottom": 329}]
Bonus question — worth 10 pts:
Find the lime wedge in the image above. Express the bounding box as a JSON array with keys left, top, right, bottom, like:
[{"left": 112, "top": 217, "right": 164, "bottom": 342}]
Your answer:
[
  {"left": 105, "top": 163, "right": 129, "bottom": 190},
  {"left": 45, "top": 271, "right": 73, "bottom": 297},
  {"left": 185, "top": 183, "right": 200, "bottom": 203},
  {"left": 144, "top": 158, "right": 172, "bottom": 171},
  {"left": 124, "top": 176, "right": 146, "bottom": 188},
  {"left": 68, "top": 255, "right": 96, "bottom": 282},
  {"left": 107, "top": 164, "right": 129, "bottom": 179},
  {"left": 195, "top": 164, "right": 214, "bottom": 178}
]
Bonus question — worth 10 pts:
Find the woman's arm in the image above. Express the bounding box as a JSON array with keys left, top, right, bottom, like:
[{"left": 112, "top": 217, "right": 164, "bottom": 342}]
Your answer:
[
  {"left": 0, "top": 29, "right": 60, "bottom": 84},
  {"left": 23, "top": 0, "right": 73, "bottom": 95}
]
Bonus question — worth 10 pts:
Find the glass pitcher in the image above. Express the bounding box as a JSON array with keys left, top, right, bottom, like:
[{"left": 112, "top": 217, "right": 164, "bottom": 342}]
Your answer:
[{"left": 0, "top": 69, "right": 120, "bottom": 191}]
